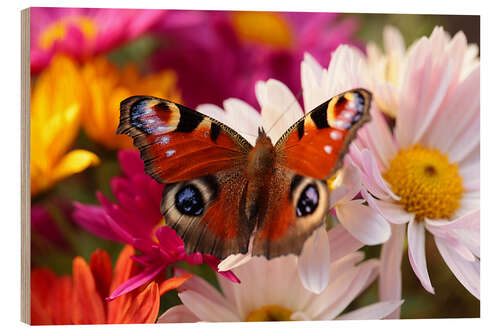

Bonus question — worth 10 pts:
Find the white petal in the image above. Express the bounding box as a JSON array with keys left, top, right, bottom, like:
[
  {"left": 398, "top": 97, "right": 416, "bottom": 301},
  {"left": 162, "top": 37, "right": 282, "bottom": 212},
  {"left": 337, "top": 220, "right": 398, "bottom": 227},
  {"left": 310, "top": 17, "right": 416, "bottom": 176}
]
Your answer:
[
  {"left": 315, "top": 259, "right": 379, "bottom": 320},
  {"left": 435, "top": 236, "right": 480, "bottom": 299},
  {"left": 362, "top": 189, "right": 412, "bottom": 224},
  {"left": 327, "top": 223, "right": 364, "bottom": 262},
  {"left": 177, "top": 270, "right": 233, "bottom": 309},
  {"left": 218, "top": 253, "right": 253, "bottom": 272},
  {"left": 196, "top": 103, "right": 229, "bottom": 124},
  {"left": 407, "top": 219, "right": 435, "bottom": 293},
  {"left": 290, "top": 311, "right": 312, "bottom": 321},
  {"left": 336, "top": 200, "right": 391, "bottom": 245},
  {"left": 336, "top": 300, "right": 404, "bottom": 320},
  {"left": 157, "top": 305, "right": 199, "bottom": 323},
  {"left": 330, "top": 162, "right": 362, "bottom": 205},
  {"left": 305, "top": 264, "right": 362, "bottom": 319},
  {"left": 378, "top": 223, "right": 406, "bottom": 319},
  {"left": 355, "top": 107, "right": 398, "bottom": 171},
  {"left": 256, "top": 79, "right": 303, "bottom": 144},
  {"left": 298, "top": 227, "right": 330, "bottom": 294},
  {"left": 222, "top": 98, "right": 262, "bottom": 144},
  {"left": 179, "top": 290, "right": 240, "bottom": 322}
]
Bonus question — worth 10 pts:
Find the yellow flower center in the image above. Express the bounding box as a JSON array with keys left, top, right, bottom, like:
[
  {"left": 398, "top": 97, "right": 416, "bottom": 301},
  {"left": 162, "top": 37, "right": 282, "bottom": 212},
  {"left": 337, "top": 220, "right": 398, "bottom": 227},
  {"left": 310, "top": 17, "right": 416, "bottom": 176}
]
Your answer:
[
  {"left": 383, "top": 144, "right": 464, "bottom": 221},
  {"left": 231, "top": 12, "right": 293, "bottom": 48},
  {"left": 245, "top": 305, "right": 293, "bottom": 321},
  {"left": 39, "top": 16, "right": 98, "bottom": 50}
]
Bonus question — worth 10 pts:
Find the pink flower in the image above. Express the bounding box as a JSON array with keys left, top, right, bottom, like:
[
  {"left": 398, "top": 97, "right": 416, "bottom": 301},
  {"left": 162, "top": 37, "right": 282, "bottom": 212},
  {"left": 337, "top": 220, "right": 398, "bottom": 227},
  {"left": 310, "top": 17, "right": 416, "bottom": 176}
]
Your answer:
[
  {"left": 30, "top": 7, "right": 165, "bottom": 73},
  {"left": 300, "top": 27, "right": 479, "bottom": 316},
  {"left": 31, "top": 203, "right": 71, "bottom": 251},
  {"left": 72, "top": 150, "right": 239, "bottom": 300},
  {"left": 151, "top": 10, "right": 359, "bottom": 109},
  {"left": 356, "top": 27, "right": 480, "bottom": 302},
  {"left": 158, "top": 229, "right": 403, "bottom": 322}
]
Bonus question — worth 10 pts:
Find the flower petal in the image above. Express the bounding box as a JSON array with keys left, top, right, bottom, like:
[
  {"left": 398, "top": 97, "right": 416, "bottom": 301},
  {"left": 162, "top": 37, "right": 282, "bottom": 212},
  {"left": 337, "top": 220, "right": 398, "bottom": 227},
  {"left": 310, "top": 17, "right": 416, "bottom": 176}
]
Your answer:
[
  {"left": 327, "top": 224, "right": 364, "bottom": 262},
  {"left": 51, "top": 149, "right": 100, "bottom": 185},
  {"left": 119, "top": 282, "right": 160, "bottom": 324},
  {"left": 72, "top": 257, "right": 106, "bottom": 324},
  {"left": 298, "top": 227, "right": 330, "bottom": 294},
  {"left": 179, "top": 290, "right": 240, "bottom": 322},
  {"left": 159, "top": 273, "right": 192, "bottom": 296},
  {"left": 218, "top": 253, "right": 253, "bottom": 272},
  {"left": 435, "top": 236, "right": 480, "bottom": 299},
  {"left": 336, "top": 200, "right": 391, "bottom": 245},
  {"left": 408, "top": 220, "right": 435, "bottom": 293},
  {"left": 256, "top": 79, "right": 303, "bottom": 144},
  {"left": 362, "top": 189, "right": 412, "bottom": 224},
  {"left": 157, "top": 305, "right": 199, "bottom": 323},
  {"left": 378, "top": 223, "right": 406, "bottom": 319},
  {"left": 336, "top": 300, "right": 404, "bottom": 320},
  {"left": 314, "top": 259, "right": 379, "bottom": 320}
]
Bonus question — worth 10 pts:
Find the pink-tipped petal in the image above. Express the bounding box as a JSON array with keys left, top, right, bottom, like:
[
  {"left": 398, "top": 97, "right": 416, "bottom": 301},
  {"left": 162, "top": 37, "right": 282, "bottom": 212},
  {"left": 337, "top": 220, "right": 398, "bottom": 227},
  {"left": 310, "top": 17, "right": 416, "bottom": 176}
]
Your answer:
[
  {"left": 298, "top": 227, "right": 330, "bottom": 294},
  {"left": 362, "top": 189, "right": 412, "bottom": 224},
  {"left": 157, "top": 305, "right": 199, "bottom": 323},
  {"left": 379, "top": 223, "right": 406, "bottom": 319},
  {"left": 328, "top": 224, "right": 364, "bottom": 262},
  {"left": 336, "top": 300, "right": 405, "bottom": 320},
  {"left": 336, "top": 200, "right": 391, "bottom": 245},
  {"left": 408, "top": 220, "right": 434, "bottom": 293},
  {"left": 435, "top": 236, "right": 480, "bottom": 299}
]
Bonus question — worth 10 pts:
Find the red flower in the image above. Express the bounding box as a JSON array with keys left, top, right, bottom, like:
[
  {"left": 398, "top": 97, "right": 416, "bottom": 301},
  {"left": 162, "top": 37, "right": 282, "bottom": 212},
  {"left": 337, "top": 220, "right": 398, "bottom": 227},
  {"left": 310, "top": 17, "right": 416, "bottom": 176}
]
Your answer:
[{"left": 31, "top": 245, "right": 191, "bottom": 325}]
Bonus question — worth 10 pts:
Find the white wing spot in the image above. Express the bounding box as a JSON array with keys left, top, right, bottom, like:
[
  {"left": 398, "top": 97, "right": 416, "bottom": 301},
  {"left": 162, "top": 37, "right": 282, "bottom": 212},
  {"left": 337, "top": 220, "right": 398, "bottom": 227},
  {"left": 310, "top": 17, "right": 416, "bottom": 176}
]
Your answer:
[
  {"left": 156, "top": 135, "right": 171, "bottom": 145},
  {"left": 324, "top": 145, "right": 333, "bottom": 154},
  {"left": 166, "top": 149, "right": 176, "bottom": 157},
  {"left": 333, "top": 120, "right": 348, "bottom": 129},
  {"left": 330, "top": 130, "right": 342, "bottom": 140},
  {"left": 153, "top": 125, "right": 171, "bottom": 134},
  {"left": 341, "top": 111, "right": 354, "bottom": 119}
]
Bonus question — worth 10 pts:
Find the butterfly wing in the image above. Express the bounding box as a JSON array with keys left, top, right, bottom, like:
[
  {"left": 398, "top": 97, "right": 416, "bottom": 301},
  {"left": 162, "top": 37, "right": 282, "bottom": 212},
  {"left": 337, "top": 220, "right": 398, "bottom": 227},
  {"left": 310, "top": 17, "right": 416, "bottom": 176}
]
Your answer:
[
  {"left": 276, "top": 88, "right": 372, "bottom": 179},
  {"left": 118, "top": 96, "right": 254, "bottom": 258},
  {"left": 118, "top": 96, "right": 253, "bottom": 183},
  {"left": 252, "top": 89, "right": 372, "bottom": 258}
]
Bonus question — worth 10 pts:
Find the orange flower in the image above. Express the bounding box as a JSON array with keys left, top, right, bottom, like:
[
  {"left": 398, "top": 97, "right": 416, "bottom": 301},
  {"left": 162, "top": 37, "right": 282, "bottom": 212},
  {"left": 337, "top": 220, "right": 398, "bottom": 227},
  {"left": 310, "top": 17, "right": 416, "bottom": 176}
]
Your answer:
[
  {"left": 80, "top": 57, "right": 182, "bottom": 150},
  {"left": 31, "top": 245, "right": 191, "bottom": 325}
]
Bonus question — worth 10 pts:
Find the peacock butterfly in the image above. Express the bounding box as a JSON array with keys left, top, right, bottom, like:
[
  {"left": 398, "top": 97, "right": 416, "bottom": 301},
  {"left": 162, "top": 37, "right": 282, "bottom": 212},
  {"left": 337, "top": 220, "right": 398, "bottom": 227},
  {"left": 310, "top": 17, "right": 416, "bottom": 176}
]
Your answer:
[{"left": 117, "top": 89, "right": 372, "bottom": 259}]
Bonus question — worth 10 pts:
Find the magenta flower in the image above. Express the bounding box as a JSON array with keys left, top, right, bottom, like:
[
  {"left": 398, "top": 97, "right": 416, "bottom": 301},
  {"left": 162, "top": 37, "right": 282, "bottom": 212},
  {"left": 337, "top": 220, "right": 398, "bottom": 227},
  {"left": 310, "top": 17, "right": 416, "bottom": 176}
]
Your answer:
[
  {"left": 151, "top": 10, "right": 359, "bottom": 108},
  {"left": 30, "top": 7, "right": 165, "bottom": 73},
  {"left": 72, "top": 150, "right": 239, "bottom": 300},
  {"left": 31, "top": 203, "right": 71, "bottom": 251}
]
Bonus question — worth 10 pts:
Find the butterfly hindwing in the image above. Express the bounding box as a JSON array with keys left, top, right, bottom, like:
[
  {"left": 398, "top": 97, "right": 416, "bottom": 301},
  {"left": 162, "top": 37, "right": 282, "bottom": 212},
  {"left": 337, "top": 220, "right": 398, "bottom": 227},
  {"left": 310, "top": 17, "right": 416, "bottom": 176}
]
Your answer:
[
  {"left": 276, "top": 88, "right": 372, "bottom": 180},
  {"left": 118, "top": 96, "right": 253, "bottom": 257},
  {"left": 251, "top": 167, "right": 329, "bottom": 258}
]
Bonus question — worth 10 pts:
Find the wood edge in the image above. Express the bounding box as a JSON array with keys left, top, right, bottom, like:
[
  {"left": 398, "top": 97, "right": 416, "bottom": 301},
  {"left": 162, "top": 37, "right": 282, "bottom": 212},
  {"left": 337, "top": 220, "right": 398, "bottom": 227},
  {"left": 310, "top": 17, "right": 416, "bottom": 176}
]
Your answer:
[{"left": 20, "top": 7, "right": 30, "bottom": 325}]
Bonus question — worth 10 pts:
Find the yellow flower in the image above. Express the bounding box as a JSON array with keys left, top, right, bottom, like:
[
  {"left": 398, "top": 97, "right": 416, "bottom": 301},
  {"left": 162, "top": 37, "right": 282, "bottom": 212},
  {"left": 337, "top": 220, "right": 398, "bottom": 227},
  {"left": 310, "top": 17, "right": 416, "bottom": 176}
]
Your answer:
[
  {"left": 31, "top": 55, "right": 99, "bottom": 196},
  {"left": 231, "top": 11, "right": 293, "bottom": 49},
  {"left": 80, "top": 57, "right": 182, "bottom": 150}
]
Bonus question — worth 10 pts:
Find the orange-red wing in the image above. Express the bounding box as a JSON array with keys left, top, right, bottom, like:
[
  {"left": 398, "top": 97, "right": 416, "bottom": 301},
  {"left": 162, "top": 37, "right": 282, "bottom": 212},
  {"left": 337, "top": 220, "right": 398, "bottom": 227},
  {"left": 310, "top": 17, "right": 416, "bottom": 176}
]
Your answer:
[
  {"left": 251, "top": 167, "right": 329, "bottom": 258},
  {"left": 117, "top": 96, "right": 252, "bottom": 183},
  {"left": 276, "top": 89, "right": 372, "bottom": 180}
]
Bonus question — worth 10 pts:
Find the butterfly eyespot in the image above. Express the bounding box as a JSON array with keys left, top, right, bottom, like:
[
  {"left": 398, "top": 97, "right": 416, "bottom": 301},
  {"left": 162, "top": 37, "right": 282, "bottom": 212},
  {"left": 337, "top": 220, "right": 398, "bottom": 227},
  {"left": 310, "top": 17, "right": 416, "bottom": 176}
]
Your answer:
[
  {"left": 324, "top": 145, "right": 333, "bottom": 154},
  {"left": 296, "top": 184, "right": 319, "bottom": 217},
  {"left": 175, "top": 184, "right": 205, "bottom": 216},
  {"left": 156, "top": 135, "right": 171, "bottom": 145},
  {"left": 165, "top": 149, "right": 175, "bottom": 157},
  {"left": 204, "top": 131, "right": 209, "bottom": 137}
]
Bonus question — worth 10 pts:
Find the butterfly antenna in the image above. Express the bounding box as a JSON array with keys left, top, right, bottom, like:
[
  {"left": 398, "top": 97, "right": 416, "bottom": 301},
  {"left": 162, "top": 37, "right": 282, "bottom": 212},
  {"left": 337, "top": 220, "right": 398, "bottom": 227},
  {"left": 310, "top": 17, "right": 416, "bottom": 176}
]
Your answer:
[{"left": 265, "top": 89, "right": 304, "bottom": 134}]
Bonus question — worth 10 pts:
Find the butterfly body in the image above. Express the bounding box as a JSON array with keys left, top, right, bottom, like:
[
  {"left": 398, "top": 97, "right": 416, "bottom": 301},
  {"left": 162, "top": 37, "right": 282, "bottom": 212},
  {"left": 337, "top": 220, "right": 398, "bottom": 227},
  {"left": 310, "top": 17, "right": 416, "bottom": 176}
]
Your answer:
[{"left": 118, "top": 89, "right": 371, "bottom": 259}]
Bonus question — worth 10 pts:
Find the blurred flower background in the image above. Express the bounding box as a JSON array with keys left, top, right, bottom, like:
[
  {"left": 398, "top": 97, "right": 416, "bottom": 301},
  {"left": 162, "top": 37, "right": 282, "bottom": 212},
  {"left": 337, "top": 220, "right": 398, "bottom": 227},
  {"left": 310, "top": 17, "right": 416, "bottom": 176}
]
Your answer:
[{"left": 30, "top": 7, "right": 480, "bottom": 323}]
